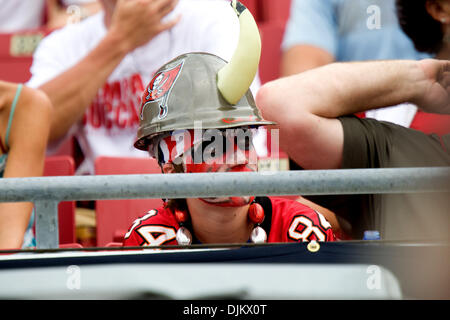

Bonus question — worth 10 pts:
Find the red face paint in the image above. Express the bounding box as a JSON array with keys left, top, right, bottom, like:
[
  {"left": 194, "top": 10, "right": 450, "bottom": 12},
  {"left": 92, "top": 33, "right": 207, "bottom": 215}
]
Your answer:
[
  {"left": 158, "top": 128, "right": 258, "bottom": 207},
  {"left": 184, "top": 133, "right": 257, "bottom": 207}
]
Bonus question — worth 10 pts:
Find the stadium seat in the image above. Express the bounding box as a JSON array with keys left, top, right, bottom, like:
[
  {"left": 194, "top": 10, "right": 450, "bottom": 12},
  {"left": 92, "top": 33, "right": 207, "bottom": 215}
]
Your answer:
[
  {"left": 105, "top": 242, "right": 123, "bottom": 247},
  {"left": 0, "top": 29, "right": 46, "bottom": 83},
  {"left": 258, "top": 22, "right": 286, "bottom": 84},
  {"left": 43, "top": 155, "right": 76, "bottom": 244},
  {"left": 410, "top": 111, "right": 450, "bottom": 136},
  {"left": 59, "top": 243, "right": 83, "bottom": 249},
  {"left": 94, "top": 156, "right": 164, "bottom": 247},
  {"left": 259, "top": 0, "right": 292, "bottom": 23},
  {"left": 48, "top": 137, "right": 75, "bottom": 158}
]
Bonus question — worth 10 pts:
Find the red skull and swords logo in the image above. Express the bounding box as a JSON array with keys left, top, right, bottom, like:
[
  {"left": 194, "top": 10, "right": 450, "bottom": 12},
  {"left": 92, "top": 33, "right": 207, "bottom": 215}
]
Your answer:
[{"left": 140, "top": 60, "right": 184, "bottom": 120}]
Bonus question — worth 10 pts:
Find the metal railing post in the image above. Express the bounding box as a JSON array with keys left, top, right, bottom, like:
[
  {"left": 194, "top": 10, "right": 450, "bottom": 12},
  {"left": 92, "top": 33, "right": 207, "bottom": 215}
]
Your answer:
[{"left": 34, "top": 200, "right": 59, "bottom": 249}]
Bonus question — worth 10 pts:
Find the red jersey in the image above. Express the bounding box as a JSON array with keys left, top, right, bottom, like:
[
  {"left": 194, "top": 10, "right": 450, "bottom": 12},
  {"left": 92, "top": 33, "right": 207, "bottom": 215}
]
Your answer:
[{"left": 123, "top": 197, "right": 335, "bottom": 246}]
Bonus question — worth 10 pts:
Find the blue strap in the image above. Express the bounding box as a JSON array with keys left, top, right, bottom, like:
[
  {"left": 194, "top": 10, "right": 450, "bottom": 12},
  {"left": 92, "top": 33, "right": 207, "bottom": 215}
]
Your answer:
[{"left": 5, "top": 84, "right": 23, "bottom": 148}]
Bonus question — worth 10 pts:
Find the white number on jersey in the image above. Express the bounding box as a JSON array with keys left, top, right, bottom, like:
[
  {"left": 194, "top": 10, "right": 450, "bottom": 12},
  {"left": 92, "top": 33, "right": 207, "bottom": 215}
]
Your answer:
[
  {"left": 137, "top": 225, "right": 177, "bottom": 246},
  {"left": 288, "top": 215, "right": 327, "bottom": 242},
  {"left": 124, "top": 210, "right": 157, "bottom": 239}
]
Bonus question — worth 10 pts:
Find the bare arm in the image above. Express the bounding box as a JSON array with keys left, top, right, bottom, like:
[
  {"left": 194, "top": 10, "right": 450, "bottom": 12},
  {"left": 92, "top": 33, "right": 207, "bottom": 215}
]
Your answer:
[
  {"left": 268, "top": 60, "right": 443, "bottom": 118},
  {"left": 280, "top": 45, "right": 334, "bottom": 77},
  {"left": 39, "top": 0, "right": 179, "bottom": 141},
  {"left": 256, "top": 59, "right": 450, "bottom": 169},
  {"left": 0, "top": 83, "right": 52, "bottom": 249}
]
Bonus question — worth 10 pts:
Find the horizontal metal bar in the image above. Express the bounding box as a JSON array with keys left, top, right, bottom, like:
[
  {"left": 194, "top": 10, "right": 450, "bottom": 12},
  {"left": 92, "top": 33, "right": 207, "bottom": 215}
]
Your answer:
[{"left": 0, "top": 167, "right": 449, "bottom": 202}]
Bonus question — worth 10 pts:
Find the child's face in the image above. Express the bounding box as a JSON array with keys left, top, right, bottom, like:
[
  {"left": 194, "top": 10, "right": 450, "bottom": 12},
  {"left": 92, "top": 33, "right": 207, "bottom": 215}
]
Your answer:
[
  {"left": 181, "top": 128, "right": 258, "bottom": 173},
  {"left": 160, "top": 128, "right": 258, "bottom": 207}
]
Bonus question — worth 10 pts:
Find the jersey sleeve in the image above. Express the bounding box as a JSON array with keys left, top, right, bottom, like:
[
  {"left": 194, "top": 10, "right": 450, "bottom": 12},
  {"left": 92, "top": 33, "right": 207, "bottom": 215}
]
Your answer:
[{"left": 122, "top": 209, "right": 178, "bottom": 247}]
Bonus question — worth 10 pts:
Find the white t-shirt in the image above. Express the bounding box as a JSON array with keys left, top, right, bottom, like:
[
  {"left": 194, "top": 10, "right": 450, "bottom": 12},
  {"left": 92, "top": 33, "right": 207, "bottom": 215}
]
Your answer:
[
  {"left": 365, "top": 103, "right": 418, "bottom": 128},
  {"left": 27, "top": 0, "right": 263, "bottom": 175},
  {"left": 0, "top": 0, "right": 46, "bottom": 32}
]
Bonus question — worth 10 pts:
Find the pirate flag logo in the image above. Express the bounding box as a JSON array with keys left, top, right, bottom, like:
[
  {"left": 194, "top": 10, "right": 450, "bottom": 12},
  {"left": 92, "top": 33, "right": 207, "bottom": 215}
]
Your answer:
[{"left": 140, "top": 60, "right": 184, "bottom": 120}]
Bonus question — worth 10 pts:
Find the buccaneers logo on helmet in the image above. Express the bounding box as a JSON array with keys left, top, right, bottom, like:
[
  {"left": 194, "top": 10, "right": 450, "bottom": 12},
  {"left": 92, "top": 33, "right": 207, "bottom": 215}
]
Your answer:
[{"left": 140, "top": 60, "right": 184, "bottom": 120}]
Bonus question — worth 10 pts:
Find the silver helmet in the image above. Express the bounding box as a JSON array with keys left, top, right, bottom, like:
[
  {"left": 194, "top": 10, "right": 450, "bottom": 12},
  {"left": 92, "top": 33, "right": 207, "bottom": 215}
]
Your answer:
[{"left": 134, "top": 0, "right": 275, "bottom": 152}]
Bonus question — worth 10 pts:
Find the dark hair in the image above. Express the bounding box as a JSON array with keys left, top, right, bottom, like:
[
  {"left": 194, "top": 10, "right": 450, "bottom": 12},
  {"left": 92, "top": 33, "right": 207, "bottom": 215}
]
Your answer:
[
  {"left": 396, "top": 0, "right": 443, "bottom": 54},
  {"left": 164, "top": 198, "right": 188, "bottom": 212}
]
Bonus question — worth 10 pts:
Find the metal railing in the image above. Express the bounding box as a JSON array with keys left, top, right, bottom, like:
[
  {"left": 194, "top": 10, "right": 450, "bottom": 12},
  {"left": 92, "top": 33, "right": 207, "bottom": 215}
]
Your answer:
[{"left": 1, "top": 167, "right": 449, "bottom": 249}]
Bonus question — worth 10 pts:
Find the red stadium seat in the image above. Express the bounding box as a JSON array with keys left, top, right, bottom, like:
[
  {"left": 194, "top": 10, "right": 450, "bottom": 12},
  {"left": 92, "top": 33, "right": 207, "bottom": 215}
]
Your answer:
[
  {"left": 258, "top": 22, "right": 286, "bottom": 84},
  {"left": 259, "top": 0, "right": 292, "bottom": 23},
  {"left": 48, "top": 136, "right": 75, "bottom": 157},
  {"left": 94, "top": 156, "right": 164, "bottom": 247},
  {"left": 43, "top": 156, "right": 76, "bottom": 244},
  {"left": 105, "top": 242, "right": 123, "bottom": 247},
  {"left": 0, "top": 29, "right": 47, "bottom": 83},
  {"left": 410, "top": 110, "right": 450, "bottom": 136},
  {"left": 59, "top": 243, "right": 83, "bottom": 249}
]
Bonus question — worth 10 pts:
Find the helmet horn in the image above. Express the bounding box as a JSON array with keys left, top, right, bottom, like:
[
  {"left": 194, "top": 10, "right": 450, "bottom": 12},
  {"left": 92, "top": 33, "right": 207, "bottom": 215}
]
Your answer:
[{"left": 217, "top": 0, "right": 261, "bottom": 105}]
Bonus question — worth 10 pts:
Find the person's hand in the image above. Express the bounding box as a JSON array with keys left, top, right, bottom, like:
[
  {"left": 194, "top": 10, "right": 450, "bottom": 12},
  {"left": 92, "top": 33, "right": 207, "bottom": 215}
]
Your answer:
[
  {"left": 416, "top": 59, "right": 450, "bottom": 114},
  {"left": 109, "top": 0, "right": 180, "bottom": 53}
]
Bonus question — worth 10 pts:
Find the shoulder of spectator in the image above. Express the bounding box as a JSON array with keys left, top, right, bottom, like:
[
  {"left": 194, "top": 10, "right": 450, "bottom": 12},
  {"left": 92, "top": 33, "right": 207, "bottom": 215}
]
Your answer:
[
  {"left": 281, "top": 44, "right": 335, "bottom": 76},
  {"left": 0, "top": 82, "right": 15, "bottom": 111},
  {"left": 13, "top": 86, "right": 52, "bottom": 128},
  {"left": 3, "top": 86, "right": 51, "bottom": 152}
]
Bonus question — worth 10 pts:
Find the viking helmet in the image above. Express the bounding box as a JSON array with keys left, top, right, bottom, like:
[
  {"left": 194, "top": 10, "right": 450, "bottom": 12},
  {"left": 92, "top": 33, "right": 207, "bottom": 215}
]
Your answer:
[{"left": 134, "top": 0, "right": 275, "bottom": 153}]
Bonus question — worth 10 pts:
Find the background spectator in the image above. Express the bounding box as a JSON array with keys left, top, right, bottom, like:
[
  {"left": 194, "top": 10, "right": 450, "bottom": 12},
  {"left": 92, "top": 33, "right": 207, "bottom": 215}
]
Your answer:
[
  {"left": 281, "top": 0, "right": 429, "bottom": 128},
  {"left": 256, "top": 58, "right": 450, "bottom": 241},
  {"left": 394, "top": 0, "right": 450, "bottom": 136},
  {"left": 0, "top": 0, "right": 101, "bottom": 32},
  {"left": 0, "top": 81, "right": 52, "bottom": 249},
  {"left": 0, "top": 0, "right": 47, "bottom": 32},
  {"left": 278, "top": 0, "right": 450, "bottom": 237},
  {"left": 397, "top": 0, "right": 450, "bottom": 58}
]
